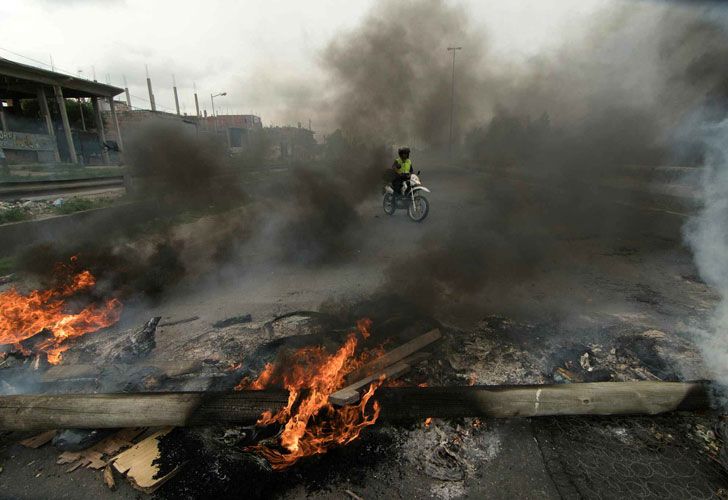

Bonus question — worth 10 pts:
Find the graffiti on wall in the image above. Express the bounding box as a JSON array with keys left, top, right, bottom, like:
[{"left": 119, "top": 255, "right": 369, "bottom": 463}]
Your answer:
[{"left": 0, "top": 131, "right": 56, "bottom": 151}]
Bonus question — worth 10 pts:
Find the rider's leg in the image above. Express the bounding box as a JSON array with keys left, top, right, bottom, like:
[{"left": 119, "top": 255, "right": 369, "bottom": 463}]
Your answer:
[{"left": 393, "top": 176, "right": 403, "bottom": 194}]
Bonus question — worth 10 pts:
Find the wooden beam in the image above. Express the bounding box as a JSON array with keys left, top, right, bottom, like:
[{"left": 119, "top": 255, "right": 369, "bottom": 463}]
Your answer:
[
  {"left": 0, "top": 382, "right": 710, "bottom": 431},
  {"left": 344, "top": 329, "right": 441, "bottom": 384}
]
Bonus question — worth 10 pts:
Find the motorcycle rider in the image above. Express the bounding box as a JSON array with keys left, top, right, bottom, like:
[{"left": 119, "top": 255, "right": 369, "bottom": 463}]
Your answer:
[{"left": 392, "top": 146, "right": 412, "bottom": 195}]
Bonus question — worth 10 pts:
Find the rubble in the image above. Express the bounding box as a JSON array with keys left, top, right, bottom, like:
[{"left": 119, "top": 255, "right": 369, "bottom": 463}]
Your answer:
[
  {"left": 66, "top": 316, "right": 159, "bottom": 365},
  {"left": 0, "top": 306, "right": 722, "bottom": 497}
]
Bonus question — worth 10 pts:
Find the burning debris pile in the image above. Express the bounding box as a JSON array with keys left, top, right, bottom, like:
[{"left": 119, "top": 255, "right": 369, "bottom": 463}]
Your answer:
[
  {"left": 237, "top": 320, "right": 383, "bottom": 469},
  {"left": 0, "top": 305, "right": 724, "bottom": 498},
  {"left": 0, "top": 257, "right": 122, "bottom": 365}
]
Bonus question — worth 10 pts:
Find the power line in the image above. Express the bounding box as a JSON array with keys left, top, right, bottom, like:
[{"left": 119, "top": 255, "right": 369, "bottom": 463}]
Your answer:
[
  {"left": 0, "top": 45, "right": 195, "bottom": 115},
  {"left": 0, "top": 46, "right": 83, "bottom": 80}
]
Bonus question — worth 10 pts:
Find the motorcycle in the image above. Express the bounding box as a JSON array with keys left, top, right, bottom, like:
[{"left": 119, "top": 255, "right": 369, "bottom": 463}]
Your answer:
[{"left": 383, "top": 171, "right": 430, "bottom": 222}]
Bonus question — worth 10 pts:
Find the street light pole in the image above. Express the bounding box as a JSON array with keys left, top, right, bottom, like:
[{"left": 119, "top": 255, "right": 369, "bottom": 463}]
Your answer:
[
  {"left": 210, "top": 92, "right": 227, "bottom": 132},
  {"left": 447, "top": 46, "right": 462, "bottom": 160}
]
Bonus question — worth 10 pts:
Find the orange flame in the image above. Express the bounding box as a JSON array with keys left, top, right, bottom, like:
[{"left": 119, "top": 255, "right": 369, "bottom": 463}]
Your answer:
[
  {"left": 0, "top": 264, "right": 122, "bottom": 364},
  {"left": 238, "top": 319, "right": 381, "bottom": 469}
]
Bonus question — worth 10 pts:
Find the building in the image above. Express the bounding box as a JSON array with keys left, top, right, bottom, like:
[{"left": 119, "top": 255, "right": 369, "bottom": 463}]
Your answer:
[
  {"left": 101, "top": 106, "right": 197, "bottom": 147},
  {"left": 264, "top": 125, "right": 316, "bottom": 162},
  {"left": 199, "top": 114, "right": 262, "bottom": 152},
  {"left": 0, "top": 57, "right": 124, "bottom": 165}
]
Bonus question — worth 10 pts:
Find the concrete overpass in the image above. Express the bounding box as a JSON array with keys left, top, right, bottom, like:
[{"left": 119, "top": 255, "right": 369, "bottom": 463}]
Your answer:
[{"left": 0, "top": 57, "right": 124, "bottom": 165}]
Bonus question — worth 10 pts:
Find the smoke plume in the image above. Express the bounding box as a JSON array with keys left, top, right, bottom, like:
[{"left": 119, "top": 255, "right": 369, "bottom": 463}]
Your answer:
[
  {"left": 324, "top": 0, "right": 486, "bottom": 147},
  {"left": 371, "top": 2, "right": 728, "bottom": 319},
  {"left": 685, "top": 117, "right": 728, "bottom": 390},
  {"left": 15, "top": 120, "right": 253, "bottom": 301}
]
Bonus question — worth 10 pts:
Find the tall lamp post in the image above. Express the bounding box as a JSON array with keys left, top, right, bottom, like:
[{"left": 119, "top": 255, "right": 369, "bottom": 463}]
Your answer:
[
  {"left": 447, "top": 46, "right": 462, "bottom": 160},
  {"left": 210, "top": 92, "right": 227, "bottom": 132}
]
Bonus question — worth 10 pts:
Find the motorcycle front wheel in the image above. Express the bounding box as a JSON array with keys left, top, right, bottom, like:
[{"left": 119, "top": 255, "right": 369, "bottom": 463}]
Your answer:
[
  {"left": 408, "top": 195, "right": 429, "bottom": 222},
  {"left": 383, "top": 193, "right": 396, "bottom": 215}
]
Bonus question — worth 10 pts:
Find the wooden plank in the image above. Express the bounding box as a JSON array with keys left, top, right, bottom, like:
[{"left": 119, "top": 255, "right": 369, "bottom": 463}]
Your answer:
[
  {"left": 103, "top": 464, "right": 117, "bottom": 490},
  {"left": 345, "top": 329, "right": 441, "bottom": 384},
  {"left": 330, "top": 361, "right": 410, "bottom": 406},
  {"left": 0, "top": 382, "right": 711, "bottom": 430},
  {"left": 19, "top": 430, "right": 56, "bottom": 448},
  {"left": 55, "top": 427, "right": 145, "bottom": 472},
  {"left": 111, "top": 428, "right": 177, "bottom": 493},
  {"left": 330, "top": 352, "right": 431, "bottom": 406}
]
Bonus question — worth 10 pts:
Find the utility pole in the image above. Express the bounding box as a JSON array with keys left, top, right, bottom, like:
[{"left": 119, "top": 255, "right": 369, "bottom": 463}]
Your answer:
[
  {"left": 172, "top": 75, "right": 180, "bottom": 115},
  {"left": 210, "top": 92, "right": 226, "bottom": 132},
  {"left": 75, "top": 68, "right": 87, "bottom": 132},
  {"left": 447, "top": 46, "right": 462, "bottom": 160},
  {"left": 146, "top": 65, "right": 156, "bottom": 112},
  {"left": 123, "top": 75, "right": 132, "bottom": 108},
  {"left": 193, "top": 82, "right": 200, "bottom": 118}
]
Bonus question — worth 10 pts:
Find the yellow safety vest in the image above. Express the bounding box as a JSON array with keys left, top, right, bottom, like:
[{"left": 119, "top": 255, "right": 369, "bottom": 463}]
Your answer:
[{"left": 395, "top": 158, "right": 412, "bottom": 174}]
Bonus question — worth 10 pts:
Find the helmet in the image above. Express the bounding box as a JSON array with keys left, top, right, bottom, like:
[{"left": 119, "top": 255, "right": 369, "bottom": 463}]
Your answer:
[{"left": 398, "top": 147, "right": 411, "bottom": 156}]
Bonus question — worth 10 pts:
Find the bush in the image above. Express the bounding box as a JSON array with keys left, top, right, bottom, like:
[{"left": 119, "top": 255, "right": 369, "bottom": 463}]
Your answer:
[
  {"left": 53, "top": 198, "right": 96, "bottom": 215},
  {"left": 0, "top": 207, "right": 28, "bottom": 224}
]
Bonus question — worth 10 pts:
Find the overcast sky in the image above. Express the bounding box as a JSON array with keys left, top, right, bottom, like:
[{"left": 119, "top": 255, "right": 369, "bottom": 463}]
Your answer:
[{"left": 0, "top": 0, "right": 610, "bottom": 130}]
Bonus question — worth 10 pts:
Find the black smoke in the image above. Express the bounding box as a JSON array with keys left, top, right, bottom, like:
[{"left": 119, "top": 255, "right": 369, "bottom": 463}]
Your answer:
[
  {"left": 324, "top": 0, "right": 485, "bottom": 148},
  {"left": 371, "top": 2, "right": 728, "bottom": 317},
  {"left": 14, "top": 120, "right": 253, "bottom": 301}
]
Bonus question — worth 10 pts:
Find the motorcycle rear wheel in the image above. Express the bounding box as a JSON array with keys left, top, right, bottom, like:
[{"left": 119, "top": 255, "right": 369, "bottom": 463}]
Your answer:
[
  {"left": 408, "top": 195, "right": 429, "bottom": 222},
  {"left": 383, "top": 193, "right": 396, "bottom": 215}
]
